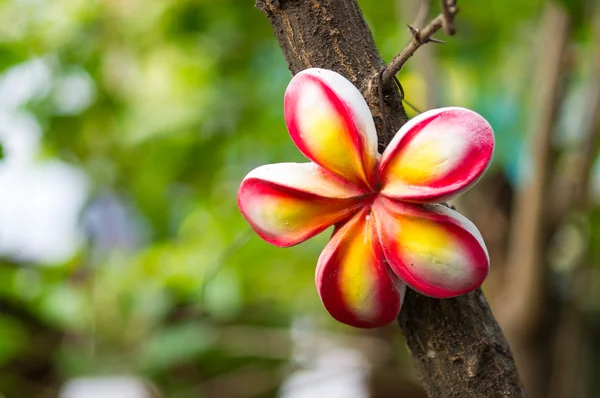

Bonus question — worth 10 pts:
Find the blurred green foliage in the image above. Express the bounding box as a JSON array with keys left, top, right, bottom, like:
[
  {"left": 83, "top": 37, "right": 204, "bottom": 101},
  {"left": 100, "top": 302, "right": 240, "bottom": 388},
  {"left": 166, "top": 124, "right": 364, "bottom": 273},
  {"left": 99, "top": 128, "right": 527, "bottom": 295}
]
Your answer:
[{"left": 0, "top": 0, "right": 597, "bottom": 396}]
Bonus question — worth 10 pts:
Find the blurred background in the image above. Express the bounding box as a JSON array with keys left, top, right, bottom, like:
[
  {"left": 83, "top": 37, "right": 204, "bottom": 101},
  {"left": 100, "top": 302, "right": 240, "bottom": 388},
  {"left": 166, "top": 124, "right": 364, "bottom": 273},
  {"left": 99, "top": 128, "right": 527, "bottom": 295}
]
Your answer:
[{"left": 0, "top": 0, "right": 598, "bottom": 397}]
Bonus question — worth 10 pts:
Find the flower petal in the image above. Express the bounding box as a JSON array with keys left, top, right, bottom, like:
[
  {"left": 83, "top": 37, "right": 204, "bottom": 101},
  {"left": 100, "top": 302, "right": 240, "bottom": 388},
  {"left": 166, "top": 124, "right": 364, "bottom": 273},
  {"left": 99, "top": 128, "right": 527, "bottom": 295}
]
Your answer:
[
  {"left": 378, "top": 107, "right": 494, "bottom": 202},
  {"left": 316, "top": 208, "right": 405, "bottom": 328},
  {"left": 238, "top": 162, "right": 367, "bottom": 247},
  {"left": 284, "top": 68, "right": 379, "bottom": 189},
  {"left": 374, "top": 198, "right": 489, "bottom": 298}
]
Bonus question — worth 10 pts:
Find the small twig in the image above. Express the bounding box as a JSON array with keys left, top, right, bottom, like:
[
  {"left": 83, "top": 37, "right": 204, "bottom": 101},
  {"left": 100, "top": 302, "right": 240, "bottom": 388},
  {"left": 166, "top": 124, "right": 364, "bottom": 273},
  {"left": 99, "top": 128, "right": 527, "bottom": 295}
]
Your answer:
[
  {"left": 392, "top": 74, "right": 423, "bottom": 114},
  {"left": 382, "top": 1, "right": 459, "bottom": 83},
  {"left": 392, "top": 75, "right": 405, "bottom": 99},
  {"left": 440, "top": 0, "right": 457, "bottom": 35},
  {"left": 402, "top": 97, "right": 424, "bottom": 114}
]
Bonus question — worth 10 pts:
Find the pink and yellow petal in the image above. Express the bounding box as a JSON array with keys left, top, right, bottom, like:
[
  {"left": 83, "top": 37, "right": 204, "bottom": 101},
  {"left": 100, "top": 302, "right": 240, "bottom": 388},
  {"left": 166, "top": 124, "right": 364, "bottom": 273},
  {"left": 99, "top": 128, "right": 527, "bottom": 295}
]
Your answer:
[
  {"left": 316, "top": 208, "right": 404, "bottom": 328},
  {"left": 238, "top": 162, "right": 366, "bottom": 247},
  {"left": 378, "top": 107, "right": 494, "bottom": 203},
  {"left": 374, "top": 198, "right": 489, "bottom": 298},
  {"left": 284, "top": 68, "right": 379, "bottom": 189}
]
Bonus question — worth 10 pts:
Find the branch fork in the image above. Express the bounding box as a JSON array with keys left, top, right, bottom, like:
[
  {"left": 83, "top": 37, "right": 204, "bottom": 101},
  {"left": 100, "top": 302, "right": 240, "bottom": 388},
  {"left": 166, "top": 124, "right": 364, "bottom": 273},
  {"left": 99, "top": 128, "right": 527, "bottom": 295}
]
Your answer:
[
  {"left": 407, "top": 25, "right": 445, "bottom": 44},
  {"left": 381, "top": 0, "right": 459, "bottom": 84}
]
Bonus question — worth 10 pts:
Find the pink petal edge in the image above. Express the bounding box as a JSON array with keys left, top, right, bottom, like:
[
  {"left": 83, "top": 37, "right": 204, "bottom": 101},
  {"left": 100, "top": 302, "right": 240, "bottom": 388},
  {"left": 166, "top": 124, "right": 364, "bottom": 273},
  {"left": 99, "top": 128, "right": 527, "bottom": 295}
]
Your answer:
[
  {"left": 238, "top": 162, "right": 366, "bottom": 247},
  {"left": 374, "top": 198, "right": 489, "bottom": 298},
  {"left": 316, "top": 207, "right": 405, "bottom": 328},
  {"left": 378, "top": 107, "right": 494, "bottom": 203},
  {"left": 284, "top": 68, "right": 379, "bottom": 189}
]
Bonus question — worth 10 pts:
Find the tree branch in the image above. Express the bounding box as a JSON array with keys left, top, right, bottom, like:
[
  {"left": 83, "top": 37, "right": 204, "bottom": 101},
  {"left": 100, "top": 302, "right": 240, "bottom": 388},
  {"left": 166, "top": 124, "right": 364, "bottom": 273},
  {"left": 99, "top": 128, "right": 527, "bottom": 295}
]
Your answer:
[
  {"left": 255, "top": 0, "right": 409, "bottom": 149},
  {"left": 496, "top": 4, "right": 571, "bottom": 396},
  {"left": 400, "top": 0, "right": 440, "bottom": 110},
  {"left": 440, "top": 0, "right": 457, "bottom": 35},
  {"left": 382, "top": 0, "right": 459, "bottom": 84},
  {"left": 501, "top": 2, "right": 570, "bottom": 337},
  {"left": 255, "top": 1, "right": 525, "bottom": 396},
  {"left": 399, "top": 289, "right": 526, "bottom": 397}
]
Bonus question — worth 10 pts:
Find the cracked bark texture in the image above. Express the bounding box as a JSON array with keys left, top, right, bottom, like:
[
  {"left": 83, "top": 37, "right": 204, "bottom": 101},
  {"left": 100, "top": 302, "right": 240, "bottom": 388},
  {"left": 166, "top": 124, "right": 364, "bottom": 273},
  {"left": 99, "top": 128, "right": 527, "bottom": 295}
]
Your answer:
[
  {"left": 255, "top": 0, "right": 526, "bottom": 396},
  {"left": 255, "top": 0, "right": 408, "bottom": 152}
]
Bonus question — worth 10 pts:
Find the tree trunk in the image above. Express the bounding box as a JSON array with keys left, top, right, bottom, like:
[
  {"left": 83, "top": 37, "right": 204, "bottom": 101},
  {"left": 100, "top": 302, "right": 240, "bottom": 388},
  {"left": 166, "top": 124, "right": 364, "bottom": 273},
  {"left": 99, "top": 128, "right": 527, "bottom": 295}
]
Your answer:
[{"left": 255, "top": 0, "right": 526, "bottom": 396}]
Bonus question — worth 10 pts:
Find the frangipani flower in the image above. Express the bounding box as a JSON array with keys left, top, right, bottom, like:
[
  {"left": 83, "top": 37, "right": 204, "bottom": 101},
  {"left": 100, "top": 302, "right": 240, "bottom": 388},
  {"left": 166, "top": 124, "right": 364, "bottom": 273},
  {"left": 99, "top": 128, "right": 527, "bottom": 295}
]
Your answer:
[{"left": 238, "top": 68, "right": 494, "bottom": 328}]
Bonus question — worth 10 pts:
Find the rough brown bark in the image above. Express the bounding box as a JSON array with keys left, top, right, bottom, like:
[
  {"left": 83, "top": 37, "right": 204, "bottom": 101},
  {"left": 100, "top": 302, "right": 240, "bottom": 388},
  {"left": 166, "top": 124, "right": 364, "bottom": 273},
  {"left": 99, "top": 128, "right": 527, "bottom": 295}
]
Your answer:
[
  {"left": 399, "top": 289, "right": 524, "bottom": 397},
  {"left": 255, "top": 0, "right": 525, "bottom": 396},
  {"left": 255, "top": 0, "right": 408, "bottom": 151}
]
